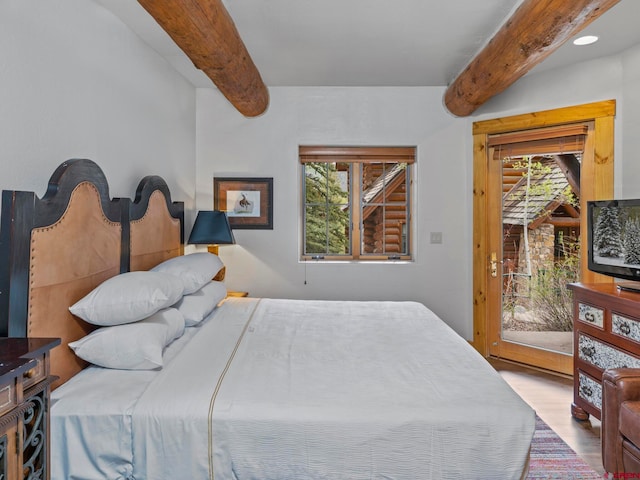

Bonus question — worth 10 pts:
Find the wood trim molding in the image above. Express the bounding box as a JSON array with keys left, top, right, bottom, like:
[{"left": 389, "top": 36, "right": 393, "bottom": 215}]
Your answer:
[
  {"left": 445, "top": 0, "right": 620, "bottom": 117},
  {"left": 138, "top": 0, "right": 269, "bottom": 117},
  {"left": 473, "top": 100, "right": 616, "bottom": 135},
  {"left": 471, "top": 133, "right": 489, "bottom": 355}
]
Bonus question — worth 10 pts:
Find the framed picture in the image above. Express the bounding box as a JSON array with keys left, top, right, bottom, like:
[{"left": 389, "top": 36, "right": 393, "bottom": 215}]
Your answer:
[{"left": 214, "top": 177, "right": 273, "bottom": 229}]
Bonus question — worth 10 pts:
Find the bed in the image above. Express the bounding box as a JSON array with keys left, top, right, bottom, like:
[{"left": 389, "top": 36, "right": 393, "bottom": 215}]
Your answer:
[{"left": 0, "top": 159, "right": 535, "bottom": 480}]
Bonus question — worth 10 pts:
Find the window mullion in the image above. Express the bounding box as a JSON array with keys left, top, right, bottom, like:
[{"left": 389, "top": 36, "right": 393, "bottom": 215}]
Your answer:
[
  {"left": 352, "top": 162, "right": 362, "bottom": 259},
  {"left": 324, "top": 164, "right": 330, "bottom": 254}
]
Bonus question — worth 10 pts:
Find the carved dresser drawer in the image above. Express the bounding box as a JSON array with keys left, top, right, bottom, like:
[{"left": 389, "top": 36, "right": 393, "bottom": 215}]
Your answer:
[
  {"left": 578, "top": 333, "right": 640, "bottom": 370},
  {"left": 21, "top": 353, "right": 47, "bottom": 390},
  {"left": 0, "top": 337, "right": 59, "bottom": 480},
  {"left": 576, "top": 370, "right": 602, "bottom": 412},
  {"left": 0, "top": 382, "right": 17, "bottom": 416},
  {"left": 569, "top": 283, "right": 640, "bottom": 421},
  {"left": 578, "top": 302, "right": 604, "bottom": 328},
  {"left": 611, "top": 313, "right": 640, "bottom": 344}
]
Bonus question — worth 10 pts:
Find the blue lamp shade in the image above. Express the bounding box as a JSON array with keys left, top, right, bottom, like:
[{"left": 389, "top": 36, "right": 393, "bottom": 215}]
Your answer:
[{"left": 188, "top": 211, "right": 235, "bottom": 245}]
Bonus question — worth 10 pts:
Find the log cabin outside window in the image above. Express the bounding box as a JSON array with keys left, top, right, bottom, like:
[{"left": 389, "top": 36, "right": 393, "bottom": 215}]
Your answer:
[{"left": 300, "top": 146, "right": 414, "bottom": 261}]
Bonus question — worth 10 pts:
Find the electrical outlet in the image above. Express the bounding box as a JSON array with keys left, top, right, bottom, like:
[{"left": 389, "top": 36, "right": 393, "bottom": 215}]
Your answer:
[{"left": 430, "top": 232, "right": 443, "bottom": 244}]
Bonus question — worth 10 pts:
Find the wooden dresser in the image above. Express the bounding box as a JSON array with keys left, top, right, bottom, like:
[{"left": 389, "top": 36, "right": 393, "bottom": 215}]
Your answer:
[
  {"left": 569, "top": 283, "right": 640, "bottom": 420},
  {"left": 0, "top": 337, "right": 59, "bottom": 480}
]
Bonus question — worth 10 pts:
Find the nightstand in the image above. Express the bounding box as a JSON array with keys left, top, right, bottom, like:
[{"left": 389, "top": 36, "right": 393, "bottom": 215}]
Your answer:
[
  {"left": 0, "top": 337, "right": 60, "bottom": 480},
  {"left": 226, "top": 291, "right": 249, "bottom": 297}
]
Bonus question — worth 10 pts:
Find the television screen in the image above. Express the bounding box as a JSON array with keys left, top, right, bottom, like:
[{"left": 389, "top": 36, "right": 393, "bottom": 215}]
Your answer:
[{"left": 588, "top": 199, "right": 640, "bottom": 284}]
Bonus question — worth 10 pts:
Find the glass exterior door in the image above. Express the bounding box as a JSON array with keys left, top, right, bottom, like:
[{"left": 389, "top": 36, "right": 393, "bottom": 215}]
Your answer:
[{"left": 500, "top": 155, "right": 579, "bottom": 361}]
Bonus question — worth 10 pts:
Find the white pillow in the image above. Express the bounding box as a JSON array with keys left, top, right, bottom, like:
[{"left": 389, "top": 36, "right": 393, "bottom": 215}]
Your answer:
[
  {"left": 68, "top": 308, "right": 185, "bottom": 370},
  {"left": 69, "top": 271, "right": 184, "bottom": 326},
  {"left": 150, "top": 252, "right": 224, "bottom": 295},
  {"left": 174, "top": 281, "right": 227, "bottom": 326}
]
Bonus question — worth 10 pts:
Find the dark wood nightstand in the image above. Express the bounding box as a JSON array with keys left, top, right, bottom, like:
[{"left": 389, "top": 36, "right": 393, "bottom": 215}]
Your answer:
[{"left": 0, "top": 337, "right": 60, "bottom": 480}]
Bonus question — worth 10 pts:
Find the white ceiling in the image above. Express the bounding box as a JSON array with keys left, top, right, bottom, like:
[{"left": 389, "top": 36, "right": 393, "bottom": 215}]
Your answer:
[{"left": 97, "top": 0, "right": 640, "bottom": 90}]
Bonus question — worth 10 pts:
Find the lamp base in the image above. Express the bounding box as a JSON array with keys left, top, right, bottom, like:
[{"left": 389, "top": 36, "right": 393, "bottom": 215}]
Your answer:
[
  {"left": 213, "top": 266, "right": 226, "bottom": 281},
  {"left": 207, "top": 244, "right": 225, "bottom": 280}
]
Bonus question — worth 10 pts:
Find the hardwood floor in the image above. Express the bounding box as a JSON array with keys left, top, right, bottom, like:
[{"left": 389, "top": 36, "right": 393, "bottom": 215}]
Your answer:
[{"left": 489, "top": 358, "right": 604, "bottom": 475}]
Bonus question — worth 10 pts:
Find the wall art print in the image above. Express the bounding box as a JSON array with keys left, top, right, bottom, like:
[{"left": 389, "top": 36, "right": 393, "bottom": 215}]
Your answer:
[{"left": 214, "top": 177, "right": 273, "bottom": 229}]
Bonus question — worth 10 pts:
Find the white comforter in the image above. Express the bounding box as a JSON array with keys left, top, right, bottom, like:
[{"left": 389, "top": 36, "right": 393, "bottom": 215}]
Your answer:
[{"left": 52, "top": 298, "right": 535, "bottom": 480}]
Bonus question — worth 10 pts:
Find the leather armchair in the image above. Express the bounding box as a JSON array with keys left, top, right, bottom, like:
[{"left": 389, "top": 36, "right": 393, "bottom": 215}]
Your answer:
[{"left": 602, "top": 368, "right": 640, "bottom": 474}]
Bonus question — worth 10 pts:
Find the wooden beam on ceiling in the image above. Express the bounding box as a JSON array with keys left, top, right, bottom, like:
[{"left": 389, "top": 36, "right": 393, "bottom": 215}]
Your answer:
[
  {"left": 138, "top": 0, "right": 269, "bottom": 117},
  {"left": 444, "top": 0, "right": 620, "bottom": 117}
]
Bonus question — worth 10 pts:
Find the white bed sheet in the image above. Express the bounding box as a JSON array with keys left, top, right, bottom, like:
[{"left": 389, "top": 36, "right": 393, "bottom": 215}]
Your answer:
[
  {"left": 52, "top": 298, "right": 535, "bottom": 480},
  {"left": 50, "top": 322, "right": 202, "bottom": 480}
]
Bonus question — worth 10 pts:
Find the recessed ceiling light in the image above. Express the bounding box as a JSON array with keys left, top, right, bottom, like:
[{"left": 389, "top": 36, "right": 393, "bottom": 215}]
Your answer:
[{"left": 573, "top": 35, "right": 599, "bottom": 46}]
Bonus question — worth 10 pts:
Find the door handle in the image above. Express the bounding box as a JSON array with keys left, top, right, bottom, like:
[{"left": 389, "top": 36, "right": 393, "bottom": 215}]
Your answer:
[{"left": 490, "top": 252, "right": 498, "bottom": 278}]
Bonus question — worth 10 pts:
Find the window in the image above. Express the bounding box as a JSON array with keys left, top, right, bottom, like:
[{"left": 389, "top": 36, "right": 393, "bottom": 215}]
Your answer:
[{"left": 300, "top": 146, "right": 414, "bottom": 261}]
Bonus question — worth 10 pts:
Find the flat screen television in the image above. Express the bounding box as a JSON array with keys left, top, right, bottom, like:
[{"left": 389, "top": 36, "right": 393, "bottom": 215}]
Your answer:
[{"left": 588, "top": 198, "right": 640, "bottom": 291}]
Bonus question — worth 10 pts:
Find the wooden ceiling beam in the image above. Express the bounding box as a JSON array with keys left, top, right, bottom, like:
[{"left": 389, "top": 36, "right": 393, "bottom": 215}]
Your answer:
[
  {"left": 444, "top": 0, "right": 620, "bottom": 117},
  {"left": 138, "top": 0, "right": 269, "bottom": 117}
]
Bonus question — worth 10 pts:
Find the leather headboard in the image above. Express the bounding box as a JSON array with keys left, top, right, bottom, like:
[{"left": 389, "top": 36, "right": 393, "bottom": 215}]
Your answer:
[
  {"left": 130, "top": 176, "right": 183, "bottom": 271},
  {"left": 28, "top": 182, "right": 121, "bottom": 388},
  {"left": 0, "top": 159, "right": 184, "bottom": 388}
]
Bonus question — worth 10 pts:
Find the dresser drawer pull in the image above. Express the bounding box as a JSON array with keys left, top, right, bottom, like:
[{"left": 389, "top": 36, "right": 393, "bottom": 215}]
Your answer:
[
  {"left": 584, "top": 312, "right": 596, "bottom": 323},
  {"left": 580, "top": 385, "right": 593, "bottom": 397},
  {"left": 23, "top": 368, "right": 36, "bottom": 379},
  {"left": 581, "top": 345, "right": 596, "bottom": 358},
  {"left": 620, "top": 322, "right": 632, "bottom": 335}
]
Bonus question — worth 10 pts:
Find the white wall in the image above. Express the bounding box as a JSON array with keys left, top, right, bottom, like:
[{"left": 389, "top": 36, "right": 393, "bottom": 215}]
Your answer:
[
  {"left": 197, "top": 87, "right": 474, "bottom": 338},
  {"left": 197, "top": 44, "right": 640, "bottom": 340},
  {"left": 620, "top": 45, "right": 640, "bottom": 198},
  {"left": 0, "top": 1, "right": 196, "bottom": 208}
]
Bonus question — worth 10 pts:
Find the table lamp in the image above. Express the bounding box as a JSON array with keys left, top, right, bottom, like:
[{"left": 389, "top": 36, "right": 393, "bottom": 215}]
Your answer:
[
  {"left": 188, "top": 210, "right": 235, "bottom": 255},
  {"left": 188, "top": 211, "right": 235, "bottom": 281}
]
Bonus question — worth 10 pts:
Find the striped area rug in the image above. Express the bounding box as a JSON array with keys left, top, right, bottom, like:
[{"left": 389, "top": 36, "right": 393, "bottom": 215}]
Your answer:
[{"left": 527, "top": 415, "right": 602, "bottom": 479}]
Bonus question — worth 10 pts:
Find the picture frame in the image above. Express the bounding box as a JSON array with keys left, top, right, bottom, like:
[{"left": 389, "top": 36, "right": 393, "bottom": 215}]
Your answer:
[{"left": 214, "top": 177, "right": 273, "bottom": 229}]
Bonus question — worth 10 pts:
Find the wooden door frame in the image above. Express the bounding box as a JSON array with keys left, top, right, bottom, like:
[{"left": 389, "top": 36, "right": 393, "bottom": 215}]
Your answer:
[{"left": 471, "top": 100, "right": 616, "bottom": 363}]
